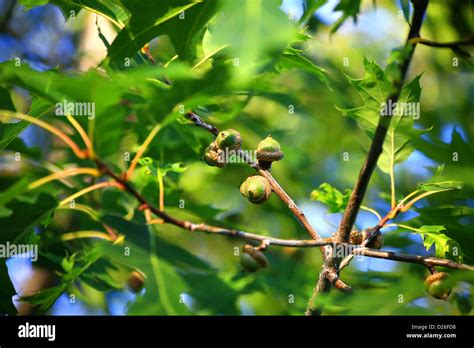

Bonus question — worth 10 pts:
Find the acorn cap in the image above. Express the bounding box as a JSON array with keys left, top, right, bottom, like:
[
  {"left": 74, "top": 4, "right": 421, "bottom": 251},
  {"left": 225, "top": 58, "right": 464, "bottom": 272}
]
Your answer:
[
  {"left": 240, "top": 175, "right": 272, "bottom": 204},
  {"left": 349, "top": 229, "right": 363, "bottom": 245},
  {"left": 203, "top": 143, "right": 226, "bottom": 168},
  {"left": 256, "top": 136, "right": 284, "bottom": 162},
  {"left": 216, "top": 129, "right": 241, "bottom": 150}
]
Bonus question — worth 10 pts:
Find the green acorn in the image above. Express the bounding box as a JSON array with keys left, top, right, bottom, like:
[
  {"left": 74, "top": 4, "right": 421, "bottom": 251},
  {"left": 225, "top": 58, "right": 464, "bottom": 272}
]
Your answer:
[
  {"left": 127, "top": 271, "right": 145, "bottom": 293},
  {"left": 216, "top": 129, "right": 242, "bottom": 151},
  {"left": 240, "top": 244, "right": 269, "bottom": 272},
  {"left": 240, "top": 253, "right": 261, "bottom": 272},
  {"left": 425, "top": 272, "right": 452, "bottom": 300},
  {"left": 243, "top": 244, "right": 269, "bottom": 268},
  {"left": 203, "top": 142, "right": 225, "bottom": 168},
  {"left": 240, "top": 175, "right": 272, "bottom": 204},
  {"left": 256, "top": 136, "right": 284, "bottom": 169}
]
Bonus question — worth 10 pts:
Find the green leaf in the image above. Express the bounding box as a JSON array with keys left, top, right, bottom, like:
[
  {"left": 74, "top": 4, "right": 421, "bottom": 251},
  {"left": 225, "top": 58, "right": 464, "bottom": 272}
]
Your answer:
[
  {"left": 378, "top": 75, "right": 425, "bottom": 173},
  {"left": 299, "top": 0, "right": 328, "bottom": 25},
  {"left": 19, "top": 0, "right": 128, "bottom": 28},
  {"left": 337, "top": 58, "right": 425, "bottom": 173},
  {"left": 276, "top": 49, "right": 329, "bottom": 87},
  {"left": 331, "top": 0, "right": 362, "bottom": 34},
  {"left": 108, "top": 0, "right": 218, "bottom": 63},
  {"left": 414, "top": 128, "right": 474, "bottom": 188},
  {"left": 417, "top": 165, "right": 463, "bottom": 192},
  {"left": 0, "top": 97, "right": 51, "bottom": 151},
  {"left": 0, "top": 85, "right": 15, "bottom": 111},
  {"left": 100, "top": 216, "right": 193, "bottom": 314},
  {"left": 403, "top": 225, "right": 462, "bottom": 262},
  {"left": 22, "top": 245, "right": 104, "bottom": 312},
  {"left": 0, "top": 177, "right": 30, "bottom": 218},
  {"left": 207, "top": 0, "right": 298, "bottom": 83},
  {"left": 138, "top": 159, "right": 187, "bottom": 177},
  {"left": 0, "top": 61, "right": 126, "bottom": 158},
  {"left": 310, "top": 183, "right": 351, "bottom": 213},
  {"left": 18, "top": 0, "right": 49, "bottom": 7},
  {"left": 0, "top": 193, "right": 57, "bottom": 244}
]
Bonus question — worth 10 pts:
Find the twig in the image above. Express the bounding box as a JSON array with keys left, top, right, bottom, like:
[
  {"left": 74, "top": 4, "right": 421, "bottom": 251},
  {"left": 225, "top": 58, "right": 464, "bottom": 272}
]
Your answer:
[
  {"left": 353, "top": 247, "right": 474, "bottom": 271},
  {"left": 186, "top": 111, "right": 220, "bottom": 135},
  {"left": 409, "top": 36, "right": 474, "bottom": 48},
  {"left": 306, "top": 0, "right": 430, "bottom": 315},
  {"left": 58, "top": 161, "right": 474, "bottom": 273},
  {"left": 53, "top": 159, "right": 474, "bottom": 272},
  {"left": 96, "top": 156, "right": 330, "bottom": 246}
]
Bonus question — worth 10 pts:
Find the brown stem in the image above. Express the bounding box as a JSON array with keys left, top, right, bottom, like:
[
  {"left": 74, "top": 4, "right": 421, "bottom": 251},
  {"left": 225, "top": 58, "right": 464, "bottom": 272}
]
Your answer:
[
  {"left": 353, "top": 248, "right": 474, "bottom": 271},
  {"left": 306, "top": 0, "right": 430, "bottom": 315},
  {"left": 409, "top": 36, "right": 474, "bottom": 48}
]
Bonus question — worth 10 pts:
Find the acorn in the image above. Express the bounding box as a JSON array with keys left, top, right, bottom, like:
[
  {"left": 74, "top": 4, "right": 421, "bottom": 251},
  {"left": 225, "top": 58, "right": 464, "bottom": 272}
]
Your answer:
[
  {"left": 127, "top": 271, "right": 145, "bottom": 293},
  {"left": 425, "top": 272, "right": 452, "bottom": 300},
  {"left": 349, "top": 229, "right": 363, "bottom": 245},
  {"left": 362, "top": 228, "right": 384, "bottom": 249},
  {"left": 203, "top": 142, "right": 225, "bottom": 168},
  {"left": 240, "top": 253, "right": 260, "bottom": 272},
  {"left": 240, "top": 175, "right": 272, "bottom": 204},
  {"left": 243, "top": 244, "right": 269, "bottom": 268},
  {"left": 256, "top": 136, "right": 284, "bottom": 169},
  {"left": 240, "top": 244, "right": 269, "bottom": 272},
  {"left": 216, "top": 129, "right": 241, "bottom": 151}
]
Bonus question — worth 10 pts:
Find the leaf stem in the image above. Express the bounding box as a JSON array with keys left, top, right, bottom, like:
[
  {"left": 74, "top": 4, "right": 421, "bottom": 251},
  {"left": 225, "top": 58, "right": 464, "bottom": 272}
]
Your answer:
[
  {"left": 125, "top": 124, "right": 161, "bottom": 181},
  {"left": 389, "top": 129, "right": 396, "bottom": 208},
  {"left": 28, "top": 167, "right": 100, "bottom": 190},
  {"left": 61, "top": 230, "right": 117, "bottom": 242},
  {"left": 401, "top": 189, "right": 452, "bottom": 212},
  {"left": 59, "top": 181, "right": 121, "bottom": 206},
  {"left": 66, "top": 114, "right": 95, "bottom": 158},
  {"left": 0, "top": 111, "right": 87, "bottom": 159},
  {"left": 360, "top": 205, "right": 382, "bottom": 221},
  {"left": 157, "top": 168, "right": 165, "bottom": 211}
]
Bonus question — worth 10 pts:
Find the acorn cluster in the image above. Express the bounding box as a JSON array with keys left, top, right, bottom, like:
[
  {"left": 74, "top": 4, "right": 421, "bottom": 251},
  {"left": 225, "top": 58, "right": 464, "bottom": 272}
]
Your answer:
[
  {"left": 202, "top": 130, "right": 285, "bottom": 272},
  {"left": 202, "top": 131, "right": 285, "bottom": 206},
  {"left": 239, "top": 244, "right": 269, "bottom": 273}
]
